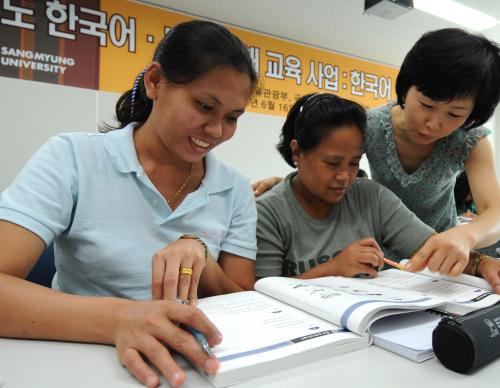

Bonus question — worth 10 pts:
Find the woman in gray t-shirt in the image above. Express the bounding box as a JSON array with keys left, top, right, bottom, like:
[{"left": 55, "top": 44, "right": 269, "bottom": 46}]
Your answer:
[{"left": 256, "top": 93, "right": 500, "bottom": 294}]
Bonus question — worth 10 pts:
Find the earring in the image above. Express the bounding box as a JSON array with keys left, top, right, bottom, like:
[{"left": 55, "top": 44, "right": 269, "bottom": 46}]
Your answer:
[{"left": 293, "top": 160, "right": 298, "bottom": 167}]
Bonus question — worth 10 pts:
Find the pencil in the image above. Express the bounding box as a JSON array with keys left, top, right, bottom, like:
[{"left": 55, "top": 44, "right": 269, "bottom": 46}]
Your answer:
[{"left": 383, "top": 257, "right": 406, "bottom": 271}]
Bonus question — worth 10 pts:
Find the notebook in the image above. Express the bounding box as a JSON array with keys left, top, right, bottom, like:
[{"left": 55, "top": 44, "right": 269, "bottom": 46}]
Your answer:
[{"left": 370, "top": 310, "right": 441, "bottom": 362}]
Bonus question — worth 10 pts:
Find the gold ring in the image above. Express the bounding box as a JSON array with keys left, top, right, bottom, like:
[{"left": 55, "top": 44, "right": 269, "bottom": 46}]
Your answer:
[{"left": 179, "top": 267, "right": 193, "bottom": 276}]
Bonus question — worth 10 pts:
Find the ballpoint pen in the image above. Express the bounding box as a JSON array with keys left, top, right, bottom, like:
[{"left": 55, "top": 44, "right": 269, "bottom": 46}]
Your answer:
[{"left": 174, "top": 297, "right": 215, "bottom": 358}]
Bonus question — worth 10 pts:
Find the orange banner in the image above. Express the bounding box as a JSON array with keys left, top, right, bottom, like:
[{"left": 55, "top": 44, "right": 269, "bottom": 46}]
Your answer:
[{"left": 1, "top": 0, "right": 398, "bottom": 116}]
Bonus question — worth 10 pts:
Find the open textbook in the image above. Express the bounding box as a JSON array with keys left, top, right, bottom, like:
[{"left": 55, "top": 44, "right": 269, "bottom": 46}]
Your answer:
[
  {"left": 363, "top": 268, "right": 500, "bottom": 361},
  {"left": 195, "top": 270, "right": 500, "bottom": 386},
  {"left": 371, "top": 267, "right": 498, "bottom": 315},
  {"left": 196, "top": 291, "right": 370, "bottom": 387}
]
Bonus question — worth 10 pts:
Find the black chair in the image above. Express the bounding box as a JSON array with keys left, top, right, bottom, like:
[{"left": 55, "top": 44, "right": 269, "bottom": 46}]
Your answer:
[{"left": 26, "top": 243, "right": 56, "bottom": 287}]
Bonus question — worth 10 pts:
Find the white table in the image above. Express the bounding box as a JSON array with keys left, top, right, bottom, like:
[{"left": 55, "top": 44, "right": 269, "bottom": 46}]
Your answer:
[{"left": 1, "top": 337, "right": 498, "bottom": 388}]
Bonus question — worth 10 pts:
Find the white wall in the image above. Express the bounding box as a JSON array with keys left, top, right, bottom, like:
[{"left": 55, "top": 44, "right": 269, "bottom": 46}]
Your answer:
[{"left": 1, "top": 77, "right": 97, "bottom": 191}]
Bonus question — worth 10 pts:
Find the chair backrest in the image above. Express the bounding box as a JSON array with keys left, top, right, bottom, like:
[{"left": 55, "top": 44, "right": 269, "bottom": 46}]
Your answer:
[{"left": 26, "top": 243, "right": 55, "bottom": 287}]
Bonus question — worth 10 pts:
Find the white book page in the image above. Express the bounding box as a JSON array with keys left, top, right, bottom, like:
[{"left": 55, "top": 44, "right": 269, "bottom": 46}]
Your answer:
[
  {"left": 399, "top": 259, "right": 493, "bottom": 290},
  {"left": 366, "top": 269, "right": 500, "bottom": 314},
  {"left": 415, "top": 268, "right": 493, "bottom": 290},
  {"left": 254, "top": 277, "right": 443, "bottom": 335},
  {"left": 371, "top": 311, "right": 440, "bottom": 358},
  {"left": 197, "top": 291, "right": 361, "bottom": 373}
]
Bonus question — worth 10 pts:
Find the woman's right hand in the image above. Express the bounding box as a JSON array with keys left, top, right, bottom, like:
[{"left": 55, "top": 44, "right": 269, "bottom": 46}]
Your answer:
[
  {"left": 114, "top": 299, "right": 222, "bottom": 387},
  {"left": 252, "top": 176, "right": 283, "bottom": 197},
  {"left": 477, "top": 256, "right": 500, "bottom": 294},
  {"left": 329, "top": 237, "right": 384, "bottom": 278}
]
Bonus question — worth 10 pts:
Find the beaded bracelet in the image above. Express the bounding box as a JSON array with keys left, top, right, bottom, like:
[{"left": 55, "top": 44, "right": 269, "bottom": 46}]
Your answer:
[{"left": 179, "top": 234, "right": 208, "bottom": 262}]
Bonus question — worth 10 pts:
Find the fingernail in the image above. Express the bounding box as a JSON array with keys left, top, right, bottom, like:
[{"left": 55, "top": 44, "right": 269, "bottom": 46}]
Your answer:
[
  {"left": 211, "top": 332, "right": 223, "bottom": 344},
  {"left": 204, "top": 357, "right": 220, "bottom": 373},
  {"left": 146, "top": 376, "right": 158, "bottom": 387},
  {"left": 404, "top": 262, "right": 412, "bottom": 270},
  {"left": 171, "top": 371, "right": 183, "bottom": 386}
]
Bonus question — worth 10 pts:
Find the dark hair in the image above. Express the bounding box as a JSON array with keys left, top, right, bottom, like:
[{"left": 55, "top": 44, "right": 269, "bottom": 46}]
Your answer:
[
  {"left": 396, "top": 28, "right": 500, "bottom": 130},
  {"left": 112, "top": 20, "right": 257, "bottom": 129},
  {"left": 276, "top": 93, "right": 367, "bottom": 167},
  {"left": 357, "top": 169, "right": 368, "bottom": 179},
  {"left": 454, "top": 171, "right": 473, "bottom": 212}
]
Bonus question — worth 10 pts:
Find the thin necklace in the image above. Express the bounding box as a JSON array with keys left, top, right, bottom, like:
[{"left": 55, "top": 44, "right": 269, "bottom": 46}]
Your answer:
[{"left": 167, "top": 162, "right": 195, "bottom": 205}]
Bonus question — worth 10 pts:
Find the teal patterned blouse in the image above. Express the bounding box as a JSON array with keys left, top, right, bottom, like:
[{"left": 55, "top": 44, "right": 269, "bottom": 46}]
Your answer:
[{"left": 365, "top": 102, "right": 490, "bottom": 232}]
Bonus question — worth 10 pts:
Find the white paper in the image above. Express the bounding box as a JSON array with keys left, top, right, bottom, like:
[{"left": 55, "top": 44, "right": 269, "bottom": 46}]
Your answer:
[
  {"left": 371, "top": 311, "right": 440, "bottom": 362},
  {"left": 366, "top": 269, "right": 500, "bottom": 314},
  {"left": 255, "top": 276, "right": 443, "bottom": 335},
  {"left": 197, "top": 291, "right": 367, "bottom": 386}
]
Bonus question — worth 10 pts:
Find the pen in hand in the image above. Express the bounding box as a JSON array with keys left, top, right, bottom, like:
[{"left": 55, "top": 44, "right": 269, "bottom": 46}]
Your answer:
[{"left": 174, "top": 297, "right": 216, "bottom": 358}]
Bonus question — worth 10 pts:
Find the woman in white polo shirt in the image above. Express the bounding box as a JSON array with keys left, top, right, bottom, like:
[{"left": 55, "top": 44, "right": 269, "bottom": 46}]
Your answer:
[{"left": 0, "top": 20, "right": 257, "bottom": 387}]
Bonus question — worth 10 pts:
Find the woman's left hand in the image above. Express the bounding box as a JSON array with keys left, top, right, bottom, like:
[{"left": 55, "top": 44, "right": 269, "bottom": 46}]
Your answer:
[
  {"left": 477, "top": 258, "right": 500, "bottom": 294},
  {"left": 151, "top": 237, "right": 207, "bottom": 304},
  {"left": 405, "top": 228, "right": 473, "bottom": 276}
]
